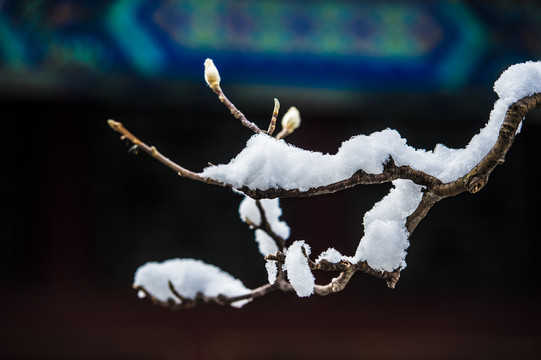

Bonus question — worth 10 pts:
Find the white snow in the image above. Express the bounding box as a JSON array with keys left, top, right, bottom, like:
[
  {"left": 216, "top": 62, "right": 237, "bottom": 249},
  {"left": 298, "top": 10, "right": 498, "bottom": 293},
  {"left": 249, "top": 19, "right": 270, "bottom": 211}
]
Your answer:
[
  {"left": 134, "top": 258, "right": 251, "bottom": 308},
  {"left": 283, "top": 241, "right": 315, "bottom": 297},
  {"left": 316, "top": 248, "right": 344, "bottom": 264},
  {"left": 203, "top": 131, "right": 400, "bottom": 191},
  {"left": 239, "top": 196, "right": 289, "bottom": 257},
  {"left": 315, "top": 180, "right": 423, "bottom": 272},
  {"left": 254, "top": 230, "right": 279, "bottom": 256},
  {"left": 494, "top": 61, "right": 541, "bottom": 102},
  {"left": 265, "top": 260, "right": 278, "bottom": 285},
  {"left": 239, "top": 196, "right": 290, "bottom": 240},
  {"left": 350, "top": 179, "right": 424, "bottom": 271}
]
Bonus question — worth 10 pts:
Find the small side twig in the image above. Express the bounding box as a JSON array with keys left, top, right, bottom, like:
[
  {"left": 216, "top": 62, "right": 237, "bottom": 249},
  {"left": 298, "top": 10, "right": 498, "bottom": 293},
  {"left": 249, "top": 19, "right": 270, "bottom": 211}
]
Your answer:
[
  {"left": 255, "top": 200, "right": 287, "bottom": 250},
  {"left": 314, "top": 266, "right": 356, "bottom": 296},
  {"left": 107, "top": 119, "right": 224, "bottom": 187},
  {"left": 168, "top": 280, "right": 188, "bottom": 303},
  {"left": 275, "top": 128, "right": 289, "bottom": 140},
  {"left": 204, "top": 59, "right": 261, "bottom": 134},
  {"left": 211, "top": 84, "right": 262, "bottom": 134},
  {"left": 266, "top": 98, "right": 280, "bottom": 136}
]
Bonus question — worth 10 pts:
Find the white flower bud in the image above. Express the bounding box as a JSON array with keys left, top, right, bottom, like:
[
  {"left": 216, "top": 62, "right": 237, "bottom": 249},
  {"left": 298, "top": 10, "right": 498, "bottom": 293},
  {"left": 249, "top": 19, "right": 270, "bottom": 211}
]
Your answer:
[
  {"left": 281, "top": 106, "right": 301, "bottom": 132},
  {"left": 204, "top": 58, "right": 221, "bottom": 88}
]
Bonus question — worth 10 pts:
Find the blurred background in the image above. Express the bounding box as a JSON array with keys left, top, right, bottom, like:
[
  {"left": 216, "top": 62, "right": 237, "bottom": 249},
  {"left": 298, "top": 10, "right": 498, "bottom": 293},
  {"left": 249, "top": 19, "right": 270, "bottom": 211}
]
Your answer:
[{"left": 2, "top": 0, "right": 541, "bottom": 359}]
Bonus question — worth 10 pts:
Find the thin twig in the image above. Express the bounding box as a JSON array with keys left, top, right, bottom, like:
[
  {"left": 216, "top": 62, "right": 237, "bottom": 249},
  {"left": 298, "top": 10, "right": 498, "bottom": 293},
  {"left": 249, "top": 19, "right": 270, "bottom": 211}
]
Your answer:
[
  {"left": 168, "top": 280, "right": 188, "bottom": 303},
  {"left": 267, "top": 98, "right": 280, "bottom": 135},
  {"left": 255, "top": 200, "right": 287, "bottom": 250},
  {"left": 133, "top": 285, "right": 184, "bottom": 310},
  {"left": 275, "top": 128, "right": 289, "bottom": 140},
  {"left": 314, "top": 267, "right": 356, "bottom": 295},
  {"left": 107, "top": 119, "right": 224, "bottom": 186},
  {"left": 209, "top": 84, "right": 262, "bottom": 133}
]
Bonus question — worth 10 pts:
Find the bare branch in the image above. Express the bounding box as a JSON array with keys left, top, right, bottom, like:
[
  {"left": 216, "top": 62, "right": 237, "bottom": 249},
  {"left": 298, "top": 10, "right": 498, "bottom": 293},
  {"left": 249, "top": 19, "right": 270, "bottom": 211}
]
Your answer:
[
  {"left": 203, "top": 58, "right": 261, "bottom": 133},
  {"left": 167, "top": 280, "right": 188, "bottom": 303},
  {"left": 223, "top": 274, "right": 294, "bottom": 305},
  {"left": 133, "top": 285, "right": 184, "bottom": 310},
  {"left": 211, "top": 84, "right": 262, "bottom": 133},
  {"left": 314, "top": 267, "right": 356, "bottom": 296},
  {"left": 275, "top": 128, "right": 289, "bottom": 140},
  {"left": 107, "top": 119, "right": 225, "bottom": 187}
]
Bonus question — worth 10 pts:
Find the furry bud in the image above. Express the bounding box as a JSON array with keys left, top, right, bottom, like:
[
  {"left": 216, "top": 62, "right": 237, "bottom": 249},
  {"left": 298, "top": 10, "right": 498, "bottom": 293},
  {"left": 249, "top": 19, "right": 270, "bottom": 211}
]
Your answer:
[{"left": 204, "top": 58, "right": 221, "bottom": 88}]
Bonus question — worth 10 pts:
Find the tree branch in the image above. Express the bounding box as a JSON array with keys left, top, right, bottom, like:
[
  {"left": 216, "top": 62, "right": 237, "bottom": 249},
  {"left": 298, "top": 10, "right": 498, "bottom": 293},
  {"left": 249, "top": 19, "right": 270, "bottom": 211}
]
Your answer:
[
  {"left": 107, "top": 119, "right": 227, "bottom": 187},
  {"left": 252, "top": 200, "right": 287, "bottom": 250},
  {"left": 134, "top": 270, "right": 294, "bottom": 310},
  {"left": 112, "top": 59, "right": 541, "bottom": 307},
  {"left": 390, "top": 93, "right": 541, "bottom": 283},
  {"left": 239, "top": 157, "right": 443, "bottom": 199}
]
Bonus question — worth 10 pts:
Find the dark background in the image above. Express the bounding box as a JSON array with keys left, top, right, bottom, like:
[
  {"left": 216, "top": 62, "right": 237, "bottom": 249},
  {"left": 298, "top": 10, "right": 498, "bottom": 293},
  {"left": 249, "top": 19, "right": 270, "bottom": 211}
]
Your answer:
[{"left": 2, "top": 1, "right": 541, "bottom": 359}]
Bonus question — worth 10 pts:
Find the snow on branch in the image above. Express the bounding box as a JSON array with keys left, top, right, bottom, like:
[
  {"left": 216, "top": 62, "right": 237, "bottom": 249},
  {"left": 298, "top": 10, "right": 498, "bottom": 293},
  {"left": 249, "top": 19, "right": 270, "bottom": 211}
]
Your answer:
[
  {"left": 239, "top": 196, "right": 290, "bottom": 254},
  {"left": 134, "top": 259, "right": 252, "bottom": 308},
  {"left": 284, "top": 241, "right": 315, "bottom": 297},
  {"left": 109, "top": 60, "right": 541, "bottom": 309}
]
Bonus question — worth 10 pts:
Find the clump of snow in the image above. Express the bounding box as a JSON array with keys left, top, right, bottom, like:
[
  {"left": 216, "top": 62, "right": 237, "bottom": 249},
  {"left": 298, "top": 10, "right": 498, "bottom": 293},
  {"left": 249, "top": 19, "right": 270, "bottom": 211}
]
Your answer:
[
  {"left": 283, "top": 241, "right": 315, "bottom": 297},
  {"left": 265, "top": 260, "right": 278, "bottom": 285},
  {"left": 239, "top": 196, "right": 290, "bottom": 240},
  {"left": 254, "top": 230, "right": 279, "bottom": 257},
  {"left": 317, "top": 180, "right": 424, "bottom": 273},
  {"left": 203, "top": 129, "right": 405, "bottom": 191},
  {"left": 134, "top": 258, "right": 251, "bottom": 308},
  {"left": 239, "top": 196, "right": 289, "bottom": 257},
  {"left": 494, "top": 61, "right": 541, "bottom": 103},
  {"left": 352, "top": 180, "right": 424, "bottom": 271},
  {"left": 316, "top": 248, "right": 344, "bottom": 264},
  {"left": 316, "top": 180, "right": 423, "bottom": 272}
]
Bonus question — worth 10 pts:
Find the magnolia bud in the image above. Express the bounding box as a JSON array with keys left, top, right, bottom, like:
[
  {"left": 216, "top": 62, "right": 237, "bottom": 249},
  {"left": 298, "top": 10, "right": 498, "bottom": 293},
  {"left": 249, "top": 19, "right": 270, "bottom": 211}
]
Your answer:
[
  {"left": 204, "top": 58, "right": 221, "bottom": 88},
  {"left": 281, "top": 106, "right": 301, "bottom": 132}
]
